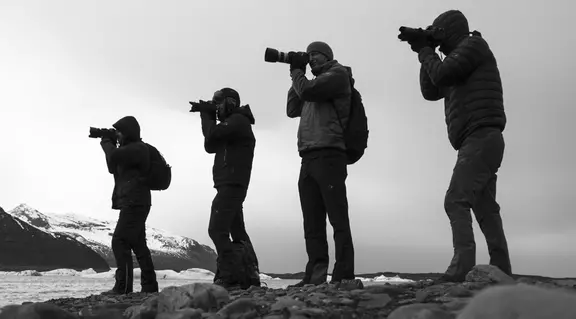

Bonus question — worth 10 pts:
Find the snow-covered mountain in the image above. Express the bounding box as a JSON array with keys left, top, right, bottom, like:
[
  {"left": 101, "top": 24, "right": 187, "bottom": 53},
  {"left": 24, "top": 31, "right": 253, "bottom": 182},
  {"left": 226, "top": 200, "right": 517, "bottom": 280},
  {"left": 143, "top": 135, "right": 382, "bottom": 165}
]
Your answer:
[
  {"left": 0, "top": 206, "right": 110, "bottom": 272},
  {"left": 8, "top": 204, "right": 217, "bottom": 272}
]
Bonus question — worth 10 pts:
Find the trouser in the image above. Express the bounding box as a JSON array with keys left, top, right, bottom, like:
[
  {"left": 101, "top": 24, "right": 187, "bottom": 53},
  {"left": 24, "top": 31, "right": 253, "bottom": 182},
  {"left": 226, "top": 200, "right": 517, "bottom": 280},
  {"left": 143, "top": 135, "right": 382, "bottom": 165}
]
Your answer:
[
  {"left": 298, "top": 148, "right": 355, "bottom": 283},
  {"left": 111, "top": 205, "right": 158, "bottom": 293},
  {"left": 444, "top": 127, "right": 512, "bottom": 280},
  {"left": 208, "top": 184, "right": 256, "bottom": 283}
]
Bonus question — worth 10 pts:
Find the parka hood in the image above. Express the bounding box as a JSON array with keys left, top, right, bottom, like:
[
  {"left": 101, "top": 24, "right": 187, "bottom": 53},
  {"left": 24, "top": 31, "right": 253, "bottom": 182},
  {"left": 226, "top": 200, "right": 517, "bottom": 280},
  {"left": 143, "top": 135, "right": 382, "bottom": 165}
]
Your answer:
[
  {"left": 113, "top": 116, "right": 141, "bottom": 142},
  {"left": 231, "top": 104, "right": 255, "bottom": 125},
  {"left": 432, "top": 10, "right": 470, "bottom": 54}
]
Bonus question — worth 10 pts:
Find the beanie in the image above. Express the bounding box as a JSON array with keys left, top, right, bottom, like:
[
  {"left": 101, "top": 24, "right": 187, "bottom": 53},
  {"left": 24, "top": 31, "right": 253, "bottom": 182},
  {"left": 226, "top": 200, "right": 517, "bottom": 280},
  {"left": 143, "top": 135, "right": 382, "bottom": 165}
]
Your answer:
[
  {"left": 306, "top": 41, "right": 333, "bottom": 61},
  {"left": 219, "top": 87, "right": 240, "bottom": 107}
]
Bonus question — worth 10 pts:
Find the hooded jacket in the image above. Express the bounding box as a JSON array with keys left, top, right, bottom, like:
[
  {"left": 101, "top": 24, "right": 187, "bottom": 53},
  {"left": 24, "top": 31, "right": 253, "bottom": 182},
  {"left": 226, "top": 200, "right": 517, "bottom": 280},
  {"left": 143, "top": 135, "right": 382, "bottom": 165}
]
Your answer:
[
  {"left": 201, "top": 105, "right": 256, "bottom": 188},
  {"left": 418, "top": 10, "right": 507, "bottom": 150},
  {"left": 100, "top": 116, "right": 151, "bottom": 209},
  {"left": 286, "top": 60, "right": 353, "bottom": 154}
]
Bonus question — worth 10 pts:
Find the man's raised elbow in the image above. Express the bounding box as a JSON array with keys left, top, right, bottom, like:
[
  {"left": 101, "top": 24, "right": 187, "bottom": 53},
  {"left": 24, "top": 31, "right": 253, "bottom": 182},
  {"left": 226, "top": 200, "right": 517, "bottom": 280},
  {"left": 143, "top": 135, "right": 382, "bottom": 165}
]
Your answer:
[
  {"left": 286, "top": 111, "right": 300, "bottom": 118},
  {"left": 421, "top": 91, "right": 443, "bottom": 101}
]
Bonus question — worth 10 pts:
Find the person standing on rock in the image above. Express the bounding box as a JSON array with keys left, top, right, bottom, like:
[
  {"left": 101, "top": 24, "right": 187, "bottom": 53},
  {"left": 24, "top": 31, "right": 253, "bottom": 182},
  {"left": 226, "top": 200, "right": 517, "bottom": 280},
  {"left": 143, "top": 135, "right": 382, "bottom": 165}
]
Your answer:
[
  {"left": 98, "top": 116, "right": 159, "bottom": 294},
  {"left": 192, "top": 88, "right": 261, "bottom": 290},
  {"left": 408, "top": 10, "right": 512, "bottom": 282},
  {"left": 285, "top": 41, "right": 362, "bottom": 289}
]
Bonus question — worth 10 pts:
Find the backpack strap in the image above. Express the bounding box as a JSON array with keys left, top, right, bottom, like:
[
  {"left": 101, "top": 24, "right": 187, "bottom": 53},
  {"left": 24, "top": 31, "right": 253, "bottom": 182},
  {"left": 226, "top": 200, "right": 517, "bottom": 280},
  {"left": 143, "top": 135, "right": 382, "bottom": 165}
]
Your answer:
[{"left": 331, "top": 75, "right": 354, "bottom": 132}]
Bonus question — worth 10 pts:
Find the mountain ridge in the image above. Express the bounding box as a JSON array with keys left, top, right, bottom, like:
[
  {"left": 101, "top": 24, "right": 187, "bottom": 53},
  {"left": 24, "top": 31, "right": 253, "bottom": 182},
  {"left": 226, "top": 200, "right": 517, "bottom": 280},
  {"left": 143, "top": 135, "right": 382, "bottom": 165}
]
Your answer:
[
  {"left": 8, "top": 204, "right": 217, "bottom": 272},
  {"left": 0, "top": 206, "right": 110, "bottom": 272}
]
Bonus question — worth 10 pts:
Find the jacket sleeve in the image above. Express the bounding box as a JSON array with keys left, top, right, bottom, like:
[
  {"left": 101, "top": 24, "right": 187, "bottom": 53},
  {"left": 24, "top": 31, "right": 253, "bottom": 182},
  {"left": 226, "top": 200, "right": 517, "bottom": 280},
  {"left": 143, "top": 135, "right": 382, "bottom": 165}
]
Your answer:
[
  {"left": 419, "top": 64, "right": 444, "bottom": 101},
  {"left": 100, "top": 139, "right": 116, "bottom": 174},
  {"left": 290, "top": 68, "right": 349, "bottom": 102},
  {"left": 286, "top": 86, "right": 303, "bottom": 118},
  {"left": 100, "top": 139, "right": 146, "bottom": 171},
  {"left": 418, "top": 36, "right": 486, "bottom": 87},
  {"left": 201, "top": 113, "right": 246, "bottom": 152}
]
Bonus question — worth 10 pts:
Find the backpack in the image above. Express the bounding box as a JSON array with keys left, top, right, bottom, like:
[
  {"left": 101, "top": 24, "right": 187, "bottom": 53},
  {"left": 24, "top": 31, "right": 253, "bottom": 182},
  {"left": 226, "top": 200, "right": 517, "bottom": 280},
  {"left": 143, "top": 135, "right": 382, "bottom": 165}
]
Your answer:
[
  {"left": 141, "top": 143, "right": 172, "bottom": 191},
  {"left": 332, "top": 77, "right": 369, "bottom": 165},
  {"left": 230, "top": 240, "right": 261, "bottom": 289}
]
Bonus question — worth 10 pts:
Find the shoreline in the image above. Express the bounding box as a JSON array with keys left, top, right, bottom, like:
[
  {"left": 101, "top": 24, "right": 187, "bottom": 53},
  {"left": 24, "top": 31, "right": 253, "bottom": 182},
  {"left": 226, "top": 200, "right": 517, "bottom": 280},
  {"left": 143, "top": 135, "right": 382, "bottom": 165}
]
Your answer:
[
  {"left": 1, "top": 266, "right": 574, "bottom": 281},
  {"left": 265, "top": 271, "right": 576, "bottom": 281}
]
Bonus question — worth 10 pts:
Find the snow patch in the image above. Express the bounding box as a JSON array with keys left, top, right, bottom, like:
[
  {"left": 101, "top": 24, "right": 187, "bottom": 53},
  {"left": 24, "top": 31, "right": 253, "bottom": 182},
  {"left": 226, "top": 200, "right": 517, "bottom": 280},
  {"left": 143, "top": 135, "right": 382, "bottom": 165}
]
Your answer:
[{"left": 259, "top": 273, "right": 281, "bottom": 280}]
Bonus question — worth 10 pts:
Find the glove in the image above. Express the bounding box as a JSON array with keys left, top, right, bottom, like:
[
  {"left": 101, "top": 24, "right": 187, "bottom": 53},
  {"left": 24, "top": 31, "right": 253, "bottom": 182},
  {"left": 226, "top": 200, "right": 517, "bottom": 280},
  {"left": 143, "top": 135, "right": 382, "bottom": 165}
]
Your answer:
[
  {"left": 101, "top": 136, "right": 117, "bottom": 146},
  {"left": 288, "top": 52, "right": 308, "bottom": 73},
  {"left": 409, "top": 37, "right": 431, "bottom": 53}
]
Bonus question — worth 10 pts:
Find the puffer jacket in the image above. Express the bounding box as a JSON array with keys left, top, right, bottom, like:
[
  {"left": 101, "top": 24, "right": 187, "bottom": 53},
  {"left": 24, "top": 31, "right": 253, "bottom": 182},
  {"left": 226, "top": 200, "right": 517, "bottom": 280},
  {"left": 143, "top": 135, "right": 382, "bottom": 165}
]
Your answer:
[
  {"left": 201, "top": 105, "right": 256, "bottom": 189},
  {"left": 418, "top": 10, "right": 507, "bottom": 150},
  {"left": 286, "top": 60, "right": 353, "bottom": 154},
  {"left": 100, "top": 116, "right": 151, "bottom": 210}
]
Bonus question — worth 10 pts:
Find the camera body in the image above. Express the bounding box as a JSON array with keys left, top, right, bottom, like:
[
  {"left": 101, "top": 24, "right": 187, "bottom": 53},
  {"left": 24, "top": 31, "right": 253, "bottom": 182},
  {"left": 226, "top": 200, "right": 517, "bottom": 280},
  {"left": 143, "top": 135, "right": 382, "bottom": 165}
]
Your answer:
[
  {"left": 189, "top": 100, "right": 217, "bottom": 113},
  {"left": 88, "top": 127, "right": 117, "bottom": 140},
  {"left": 398, "top": 26, "right": 446, "bottom": 47},
  {"left": 264, "top": 48, "right": 309, "bottom": 64}
]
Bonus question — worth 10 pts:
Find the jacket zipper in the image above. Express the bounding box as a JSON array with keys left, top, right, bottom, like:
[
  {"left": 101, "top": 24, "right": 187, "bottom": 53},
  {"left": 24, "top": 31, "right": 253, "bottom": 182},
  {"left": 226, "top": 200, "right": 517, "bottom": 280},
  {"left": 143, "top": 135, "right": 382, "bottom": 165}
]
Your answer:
[{"left": 223, "top": 145, "right": 228, "bottom": 167}]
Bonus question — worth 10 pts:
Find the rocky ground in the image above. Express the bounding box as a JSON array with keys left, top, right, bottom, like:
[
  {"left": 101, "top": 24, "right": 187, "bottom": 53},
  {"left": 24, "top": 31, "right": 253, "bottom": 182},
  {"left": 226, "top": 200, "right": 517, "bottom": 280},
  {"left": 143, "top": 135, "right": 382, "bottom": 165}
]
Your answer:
[{"left": 1, "top": 264, "right": 576, "bottom": 319}]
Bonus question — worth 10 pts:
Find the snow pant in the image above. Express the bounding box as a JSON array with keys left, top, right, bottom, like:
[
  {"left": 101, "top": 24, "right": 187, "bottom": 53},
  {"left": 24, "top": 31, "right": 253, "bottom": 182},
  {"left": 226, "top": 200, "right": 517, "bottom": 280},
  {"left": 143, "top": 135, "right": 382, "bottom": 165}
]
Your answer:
[
  {"left": 111, "top": 205, "right": 158, "bottom": 294},
  {"left": 208, "top": 184, "right": 257, "bottom": 284},
  {"left": 298, "top": 148, "right": 355, "bottom": 284},
  {"left": 444, "top": 127, "right": 512, "bottom": 281}
]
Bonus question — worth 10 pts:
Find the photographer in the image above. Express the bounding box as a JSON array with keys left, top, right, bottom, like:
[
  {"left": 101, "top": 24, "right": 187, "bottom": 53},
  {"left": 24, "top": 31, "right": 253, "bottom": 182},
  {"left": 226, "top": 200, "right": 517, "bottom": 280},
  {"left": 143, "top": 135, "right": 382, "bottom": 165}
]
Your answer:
[
  {"left": 409, "top": 10, "right": 512, "bottom": 282},
  {"left": 97, "top": 116, "right": 158, "bottom": 294},
  {"left": 193, "top": 88, "right": 260, "bottom": 290},
  {"left": 285, "top": 41, "right": 362, "bottom": 289}
]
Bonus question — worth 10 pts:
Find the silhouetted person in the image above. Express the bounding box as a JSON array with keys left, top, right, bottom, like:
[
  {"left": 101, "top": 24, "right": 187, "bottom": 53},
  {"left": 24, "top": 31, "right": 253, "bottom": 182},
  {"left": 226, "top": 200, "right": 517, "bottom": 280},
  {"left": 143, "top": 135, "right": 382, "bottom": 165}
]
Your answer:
[
  {"left": 411, "top": 10, "right": 512, "bottom": 282},
  {"left": 99, "top": 116, "right": 158, "bottom": 294},
  {"left": 286, "top": 41, "right": 362, "bottom": 289},
  {"left": 197, "top": 88, "right": 260, "bottom": 289}
]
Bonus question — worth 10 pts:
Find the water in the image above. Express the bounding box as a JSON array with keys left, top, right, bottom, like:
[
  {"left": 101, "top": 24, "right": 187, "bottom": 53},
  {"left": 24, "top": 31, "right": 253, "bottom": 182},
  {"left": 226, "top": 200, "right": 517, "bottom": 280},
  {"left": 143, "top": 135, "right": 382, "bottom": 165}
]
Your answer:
[
  {"left": 0, "top": 275, "right": 402, "bottom": 307},
  {"left": 0, "top": 275, "right": 303, "bottom": 307}
]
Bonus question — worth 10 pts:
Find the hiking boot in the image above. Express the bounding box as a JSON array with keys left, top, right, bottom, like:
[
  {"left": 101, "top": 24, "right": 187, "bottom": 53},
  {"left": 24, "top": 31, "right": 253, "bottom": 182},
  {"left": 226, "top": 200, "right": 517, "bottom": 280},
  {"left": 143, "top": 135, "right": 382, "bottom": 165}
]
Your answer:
[
  {"left": 330, "top": 278, "right": 364, "bottom": 290},
  {"left": 101, "top": 288, "right": 131, "bottom": 296},
  {"left": 287, "top": 279, "right": 326, "bottom": 288},
  {"left": 287, "top": 280, "right": 309, "bottom": 288},
  {"left": 214, "top": 279, "right": 242, "bottom": 291},
  {"left": 140, "top": 281, "right": 159, "bottom": 293}
]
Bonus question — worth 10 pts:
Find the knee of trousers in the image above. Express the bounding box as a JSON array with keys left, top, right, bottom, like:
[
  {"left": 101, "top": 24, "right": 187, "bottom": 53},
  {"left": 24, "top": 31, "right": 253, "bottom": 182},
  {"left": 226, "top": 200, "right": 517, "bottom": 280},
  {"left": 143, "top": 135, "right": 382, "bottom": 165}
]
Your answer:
[
  {"left": 444, "top": 189, "right": 474, "bottom": 216},
  {"left": 111, "top": 235, "right": 123, "bottom": 248},
  {"left": 208, "top": 227, "right": 229, "bottom": 242}
]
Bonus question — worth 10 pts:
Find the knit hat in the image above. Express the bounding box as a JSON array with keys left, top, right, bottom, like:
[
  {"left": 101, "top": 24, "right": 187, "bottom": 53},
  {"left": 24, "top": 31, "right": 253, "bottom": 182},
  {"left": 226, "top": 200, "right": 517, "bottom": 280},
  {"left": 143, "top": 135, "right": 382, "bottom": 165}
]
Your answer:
[
  {"left": 218, "top": 87, "right": 240, "bottom": 107},
  {"left": 306, "top": 41, "right": 333, "bottom": 61}
]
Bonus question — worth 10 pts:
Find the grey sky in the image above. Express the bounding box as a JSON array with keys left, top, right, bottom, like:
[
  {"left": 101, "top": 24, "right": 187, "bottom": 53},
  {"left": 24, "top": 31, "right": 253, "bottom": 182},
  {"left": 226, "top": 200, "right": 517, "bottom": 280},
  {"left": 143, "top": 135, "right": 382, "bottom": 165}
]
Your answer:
[{"left": 1, "top": 0, "right": 574, "bottom": 277}]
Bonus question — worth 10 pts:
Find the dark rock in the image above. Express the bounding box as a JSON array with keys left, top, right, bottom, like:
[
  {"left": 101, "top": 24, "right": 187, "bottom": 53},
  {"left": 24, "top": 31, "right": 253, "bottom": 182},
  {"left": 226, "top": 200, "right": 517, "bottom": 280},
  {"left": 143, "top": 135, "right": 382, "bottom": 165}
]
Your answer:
[
  {"left": 465, "top": 264, "right": 515, "bottom": 285},
  {"left": 444, "top": 285, "right": 473, "bottom": 298},
  {"left": 357, "top": 293, "right": 392, "bottom": 309},
  {"left": 155, "top": 308, "right": 203, "bottom": 319},
  {"left": 388, "top": 303, "right": 454, "bottom": 319},
  {"left": 0, "top": 303, "right": 78, "bottom": 319},
  {"left": 37, "top": 273, "right": 576, "bottom": 319},
  {"left": 458, "top": 283, "right": 576, "bottom": 319},
  {"left": 0, "top": 207, "right": 110, "bottom": 272}
]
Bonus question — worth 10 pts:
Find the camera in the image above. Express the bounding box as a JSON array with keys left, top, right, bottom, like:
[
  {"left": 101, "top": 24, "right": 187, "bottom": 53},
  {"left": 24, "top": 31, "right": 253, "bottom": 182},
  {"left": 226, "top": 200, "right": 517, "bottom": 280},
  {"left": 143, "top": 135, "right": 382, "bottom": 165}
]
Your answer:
[
  {"left": 264, "top": 48, "right": 309, "bottom": 64},
  {"left": 189, "top": 100, "right": 217, "bottom": 113},
  {"left": 398, "top": 26, "right": 445, "bottom": 46},
  {"left": 88, "top": 127, "right": 117, "bottom": 139}
]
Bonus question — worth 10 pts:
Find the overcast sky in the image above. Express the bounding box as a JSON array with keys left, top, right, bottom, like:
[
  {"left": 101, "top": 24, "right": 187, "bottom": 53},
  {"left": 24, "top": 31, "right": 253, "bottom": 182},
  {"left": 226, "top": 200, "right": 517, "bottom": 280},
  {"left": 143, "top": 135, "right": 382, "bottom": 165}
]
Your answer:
[{"left": 1, "top": 0, "right": 574, "bottom": 278}]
